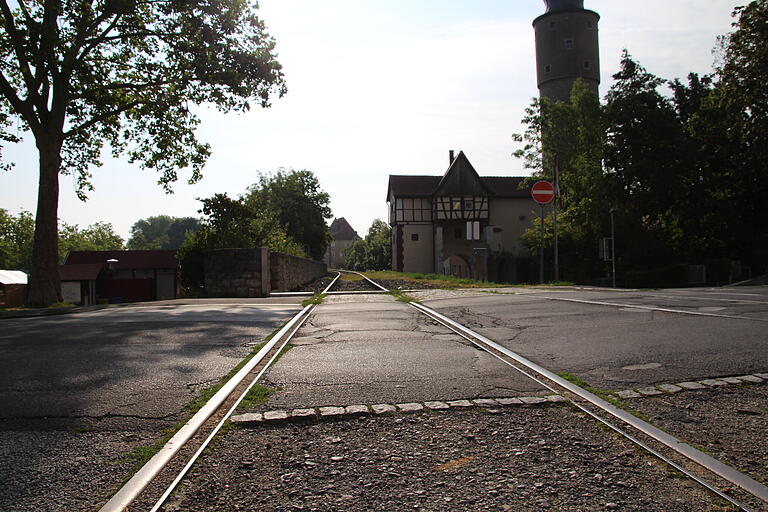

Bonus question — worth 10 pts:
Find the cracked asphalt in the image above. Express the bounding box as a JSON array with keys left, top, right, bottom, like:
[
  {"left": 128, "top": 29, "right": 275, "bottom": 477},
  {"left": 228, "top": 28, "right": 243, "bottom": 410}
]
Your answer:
[
  {"left": 410, "top": 286, "right": 768, "bottom": 390},
  {"left": 261, "top": 293, "right": 546, "bottom": 410},
  {"left": 0, "top": 298, "right": 302, "bottom": 512}
]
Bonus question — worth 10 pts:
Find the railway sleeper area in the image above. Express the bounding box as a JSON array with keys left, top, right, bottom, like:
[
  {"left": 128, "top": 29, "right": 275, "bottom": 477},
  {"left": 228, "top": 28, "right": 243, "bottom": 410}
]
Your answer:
[{"left": 110, "top": 273, "right": 768, "bottom": 511}]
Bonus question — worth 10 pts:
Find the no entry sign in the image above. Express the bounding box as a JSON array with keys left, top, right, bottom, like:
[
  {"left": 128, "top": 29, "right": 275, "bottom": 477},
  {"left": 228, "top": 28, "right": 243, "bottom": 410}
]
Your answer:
[{"left": 531, "top": 180, "right": 555, "bottom": 205}]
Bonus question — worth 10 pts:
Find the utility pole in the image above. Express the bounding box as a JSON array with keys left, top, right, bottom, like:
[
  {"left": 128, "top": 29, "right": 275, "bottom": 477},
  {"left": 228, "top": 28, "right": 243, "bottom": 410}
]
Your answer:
[
  {"left": 540, "top": 204, "right": 545, "bottom": 283},
  {"left": 610, "top": 208, "right": 617, "bottom": 288},
  {"left": 553, "top": 159, "right": 560, "bottom": 282}
]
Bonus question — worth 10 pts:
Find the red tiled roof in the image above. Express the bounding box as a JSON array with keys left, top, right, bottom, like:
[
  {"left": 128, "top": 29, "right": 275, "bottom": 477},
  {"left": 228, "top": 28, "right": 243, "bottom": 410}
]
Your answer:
[
  {"left": 59, "top": 263, "right": 103, "bottom": 281},
  {"left": 64, "top": 250, "right": 177, "bottom": 269}
]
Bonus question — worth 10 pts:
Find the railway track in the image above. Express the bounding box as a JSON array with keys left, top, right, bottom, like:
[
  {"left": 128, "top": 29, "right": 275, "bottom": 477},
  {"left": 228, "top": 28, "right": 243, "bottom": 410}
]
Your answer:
[{"left": 100, "top": 272, "right": 768, "bottom": 512}]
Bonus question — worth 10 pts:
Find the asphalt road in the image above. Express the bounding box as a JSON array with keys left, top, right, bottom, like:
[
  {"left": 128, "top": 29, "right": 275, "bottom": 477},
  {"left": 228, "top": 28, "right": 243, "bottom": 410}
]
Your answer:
[
  {"left": 415, "top": 286, "right": 768, "bottom": 390},
  {"left": 0, "top": 299, "right": 303, "bottom": 420},
  {"left": 0, "top": 298, "right": 303, "bottom": 512},
  {"left": 263, "top": 293, "right": 545, "bottom": 409}
]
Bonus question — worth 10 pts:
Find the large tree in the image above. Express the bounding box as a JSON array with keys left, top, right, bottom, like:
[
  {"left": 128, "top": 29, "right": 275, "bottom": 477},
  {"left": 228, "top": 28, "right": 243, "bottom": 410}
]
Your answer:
[
  {"left": 243, "top": 169, "right": 332, "bottom": 261},
  {"left": 344, "top": 219, "right": 391, "bottom": 272},
  {"left": 0, "top": 208, "right": 35, "bottom": 271},
  {"left": 0, "top": 0, "right": 286, "bottom": 305},
  {"left": 127, "top": 215, "right": 201, "bottom": 250},
  {"left": 59, "top": 220, "right": 124, "bottom": 259}
]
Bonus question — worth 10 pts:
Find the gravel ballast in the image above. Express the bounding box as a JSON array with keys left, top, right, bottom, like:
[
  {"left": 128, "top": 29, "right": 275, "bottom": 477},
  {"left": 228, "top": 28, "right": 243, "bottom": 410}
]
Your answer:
[
  {"left": 164, "top": 405, "right": 734, "bottom": 512},
  {"left": 0, "top": 428, "right": 157, "bottom": 512},
  {"left": 626, "top": 385, "right": 768, "bottom": 486}
]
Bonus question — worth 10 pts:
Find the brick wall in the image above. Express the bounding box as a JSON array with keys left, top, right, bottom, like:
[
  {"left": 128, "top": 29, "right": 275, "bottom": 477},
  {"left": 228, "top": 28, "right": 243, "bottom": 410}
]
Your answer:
[
  {"left": 270, "top": 252, "right": 327, "bottom": 292},
  {"left": 204, "top": 248, "right": 270, "bottom": 297},
  {"left": 204, "top": 248, "right": 327, "bottom": 296}
]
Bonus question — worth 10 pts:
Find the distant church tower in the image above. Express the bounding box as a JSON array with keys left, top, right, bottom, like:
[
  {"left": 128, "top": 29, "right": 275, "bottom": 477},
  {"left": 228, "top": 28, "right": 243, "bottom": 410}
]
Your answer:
[{"left": 533, "top": 0, "right": 600, "bottom": 102}]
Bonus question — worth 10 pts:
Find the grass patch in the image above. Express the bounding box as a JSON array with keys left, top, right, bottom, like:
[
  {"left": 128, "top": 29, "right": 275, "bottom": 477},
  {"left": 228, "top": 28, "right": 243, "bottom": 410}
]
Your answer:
[
  {"left": 557, "top": 372, "right": 630, "bottom": 410},
  {"left": 238, "top": 383, "right": 277, "bottom": 410},
  {"left": 364, "top": 270, "right": 576, "bottom": 289},
  {"left": 365, "top": 270, "right": 506, "bottom": 289},
  {"left": 302, "top": 293, "right": 326, "bottom": 307},
  {"left": 557, "top": 372, "right": 656, "bottom": 423},
  {"left": 389, "top": 290, "right": 420, "bottom": 303},
  {"left": 339, "top": 273, "right": 363, "bottom": 281}
]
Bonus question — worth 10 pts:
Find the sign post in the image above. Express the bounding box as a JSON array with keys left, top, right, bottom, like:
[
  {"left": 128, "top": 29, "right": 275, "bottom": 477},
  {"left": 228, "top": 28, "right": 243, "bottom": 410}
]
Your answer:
[{"left": 531, "top": 181, "right": 555, "bottom": 283}]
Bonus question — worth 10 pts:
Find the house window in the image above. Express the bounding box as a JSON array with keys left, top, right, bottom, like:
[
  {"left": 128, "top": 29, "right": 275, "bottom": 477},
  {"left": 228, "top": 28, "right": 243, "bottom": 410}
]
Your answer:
[
  {"left": 545, "top": 64, "right": 551, "bottom": 74},
  {"left": 463, "top": 199, "right": 473, "bottom": 210},
  {"left": 411, "top": 234, "right": 419, "bottom": 241},
  {"left": 584, "top": 60, "right": 591, "bottom": 69},
  {"left": 565, "top": 39, "right": 574, "bottom": 50},
  {"left": 466, "top": 221, "right": 481, "bottom": 241},
  {"left": 519, "top": 215, "right": 527, "bottom": 221},
  {"left": 586, "top": 20, "right": 594, "bottom": 29},
  {"left": 549, "top": 21, "right": 556, "bottom": 30},
  {"left": 452, "top": 199, "right": 462, "bottom": 210}
]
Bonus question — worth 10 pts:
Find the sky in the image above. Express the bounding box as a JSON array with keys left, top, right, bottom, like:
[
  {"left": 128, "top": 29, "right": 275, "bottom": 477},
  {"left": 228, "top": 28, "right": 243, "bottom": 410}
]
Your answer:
[{"left": 0, "top": 0, "right": 744, "bottom": 241}]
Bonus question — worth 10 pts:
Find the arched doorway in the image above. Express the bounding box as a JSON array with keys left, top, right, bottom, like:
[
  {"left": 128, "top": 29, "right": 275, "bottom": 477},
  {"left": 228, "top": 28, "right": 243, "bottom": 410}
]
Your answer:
[{"left": 444, "top": 254, "right": 470, "bottom": 278}]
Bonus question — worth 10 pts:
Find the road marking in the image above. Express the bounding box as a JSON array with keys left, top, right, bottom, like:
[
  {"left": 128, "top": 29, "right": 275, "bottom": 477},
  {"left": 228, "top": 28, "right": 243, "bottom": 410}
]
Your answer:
[
  {"left": 530, "top": 295, "right": 768, "bottom": 322},
  {"left": 639, "top": 292, "right": 768, "bottom": 306}
]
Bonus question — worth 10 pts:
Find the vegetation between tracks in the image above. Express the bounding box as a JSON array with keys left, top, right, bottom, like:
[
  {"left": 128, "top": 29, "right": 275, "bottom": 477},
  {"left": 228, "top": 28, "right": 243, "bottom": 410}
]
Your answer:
[
  {"left": 302, "top": 293, "right": 327, "bottom": 307},
  {"left": 119, "top": 329, "right": 282, "bottom": 476},
  {"left": 389, "top": 290, "right": 420, "bottom": 303}
]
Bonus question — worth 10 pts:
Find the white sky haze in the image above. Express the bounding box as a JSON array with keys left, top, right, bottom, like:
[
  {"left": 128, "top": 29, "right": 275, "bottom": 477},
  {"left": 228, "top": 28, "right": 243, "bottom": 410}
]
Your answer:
[{"left": 0, "top": 0, "right": 744, "bottom": 240}]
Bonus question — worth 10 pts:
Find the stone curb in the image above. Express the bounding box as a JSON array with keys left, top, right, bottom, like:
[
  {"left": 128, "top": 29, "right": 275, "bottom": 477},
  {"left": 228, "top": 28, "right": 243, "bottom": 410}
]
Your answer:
[
  {"left": 612, "top": 372, "right": 767, "bottom": 401},
  {"left": 231, "top": 394, "right": 566, "bottom": 426}
]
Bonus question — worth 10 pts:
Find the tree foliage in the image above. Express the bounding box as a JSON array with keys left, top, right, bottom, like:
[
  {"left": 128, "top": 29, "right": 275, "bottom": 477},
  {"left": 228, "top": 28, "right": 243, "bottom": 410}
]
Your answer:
[
  {"left": 344, "top": 219, "right": 391, "bottom": 271},
  {"left": 0, "top": 209, "right": 34, "bottom": 271},
  {"left": 59, "top": 221, "right": 124, "bottom": 260},
  {"left": 127, "top": 215, "right": 201, "bottom": 250},
  {"left": 513, "top": 1, "right": 768, "bottom": 283},
  {"left": 178, "top": 193, "right": 306, "bottom": 291},
  {"left": 0, "top": 0, "right": 286, "bottom": 305},
  {"left": 243, "top": 169, "right": 332, "bottom": 261},
  {"left": 0, "top": 209, "right": 123, "bottom": 272}
]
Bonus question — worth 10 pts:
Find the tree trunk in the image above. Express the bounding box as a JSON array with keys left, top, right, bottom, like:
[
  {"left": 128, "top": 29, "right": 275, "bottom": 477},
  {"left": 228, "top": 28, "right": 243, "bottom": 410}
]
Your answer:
[{"left": 27, "top": 136, "right": 63, "bottom": 307}]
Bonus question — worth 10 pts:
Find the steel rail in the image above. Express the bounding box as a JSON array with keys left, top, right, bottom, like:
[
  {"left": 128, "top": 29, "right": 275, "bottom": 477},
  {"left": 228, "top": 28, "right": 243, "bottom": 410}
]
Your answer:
[
  {"left": 98, "top": 273, "right": 341, "bottom": 512},
  {"left": 323, "top": 274, "right": 767, "bottom": 507},
  {"left": 408, "top": 300, "right": 767, "bottom": 508}
]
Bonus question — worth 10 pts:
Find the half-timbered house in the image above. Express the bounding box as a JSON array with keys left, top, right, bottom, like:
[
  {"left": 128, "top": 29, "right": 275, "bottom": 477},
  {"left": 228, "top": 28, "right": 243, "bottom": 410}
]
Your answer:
[{"left": 387, "top": 151, "right": 536, "bottom": 283}]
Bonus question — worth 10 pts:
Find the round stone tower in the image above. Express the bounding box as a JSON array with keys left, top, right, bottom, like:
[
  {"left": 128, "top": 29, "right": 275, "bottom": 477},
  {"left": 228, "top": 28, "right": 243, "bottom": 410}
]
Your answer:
[{"left": 533, "top": 0, "right": 600, "bottom": 102}]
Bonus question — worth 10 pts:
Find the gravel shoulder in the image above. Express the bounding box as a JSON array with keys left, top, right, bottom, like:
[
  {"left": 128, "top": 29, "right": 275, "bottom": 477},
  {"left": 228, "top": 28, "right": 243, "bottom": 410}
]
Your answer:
[
  {"left": 163, "top": 405, "right": 734, "bottom": 512},
  {"left": 625, "top": 385, "right": 768, "bottom": 486},
  {"left": 0, "top": 426, "right": 160, "bottom": 512}
]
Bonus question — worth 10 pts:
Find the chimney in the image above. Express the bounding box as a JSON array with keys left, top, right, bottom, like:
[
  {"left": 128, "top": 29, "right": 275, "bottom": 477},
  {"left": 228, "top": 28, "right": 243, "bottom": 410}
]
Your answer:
[{"left": 449, "top": 150, "right": 455, "bottom": 165}]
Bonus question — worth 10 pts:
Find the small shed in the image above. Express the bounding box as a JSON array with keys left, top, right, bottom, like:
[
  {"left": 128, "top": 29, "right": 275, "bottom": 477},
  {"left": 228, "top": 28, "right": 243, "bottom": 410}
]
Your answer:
[
  {"left": 59, "top": 264, "right": 102, "bottom": 305},
  {"left": 0, "top": 270, "right": 28, "bottom": 307},
  {"left": 62, "top": 250, "right": 178, "bottom": 303}
]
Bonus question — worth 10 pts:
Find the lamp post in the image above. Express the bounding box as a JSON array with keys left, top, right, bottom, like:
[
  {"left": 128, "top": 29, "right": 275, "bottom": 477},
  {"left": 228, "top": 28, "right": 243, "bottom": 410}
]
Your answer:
[{"left": 609, "top": 208, "right": 617, "bottom": 288}]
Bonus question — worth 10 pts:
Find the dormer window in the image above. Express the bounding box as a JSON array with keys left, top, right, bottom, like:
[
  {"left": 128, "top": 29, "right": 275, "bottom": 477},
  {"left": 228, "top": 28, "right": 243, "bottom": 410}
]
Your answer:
[{"left": 565, "top": 39, "right": 574, "bottom": 50}]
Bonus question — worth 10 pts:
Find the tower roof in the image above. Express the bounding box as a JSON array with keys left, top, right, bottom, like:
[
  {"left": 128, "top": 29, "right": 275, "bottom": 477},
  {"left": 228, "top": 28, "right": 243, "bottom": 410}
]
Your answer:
[{"left": 543, "top": 0, "right": 584, "bottom": 12}]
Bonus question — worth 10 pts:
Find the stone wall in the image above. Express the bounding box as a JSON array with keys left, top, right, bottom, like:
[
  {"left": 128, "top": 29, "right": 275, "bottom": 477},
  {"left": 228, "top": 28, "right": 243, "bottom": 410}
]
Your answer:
[
  {"left": 204, "top": 248, "right": 270, "bottom": 297},
  {"left": 204, "top": 248, "right": 327, "bottom": 296},
  {"left": 270, "top": 252, "right": 327, "bottom": 292}
]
